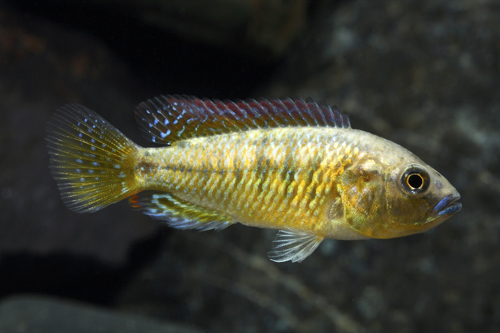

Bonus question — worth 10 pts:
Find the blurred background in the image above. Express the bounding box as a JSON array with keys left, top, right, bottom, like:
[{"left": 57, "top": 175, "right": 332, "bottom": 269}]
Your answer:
[{"left": 0, "top": 0, "right": 499, "bottom": 332}]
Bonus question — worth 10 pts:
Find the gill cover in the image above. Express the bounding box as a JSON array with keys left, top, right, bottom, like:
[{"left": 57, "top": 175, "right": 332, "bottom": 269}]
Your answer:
[{"left": 339, "top": 158, "right": 387, "bottom": 238}]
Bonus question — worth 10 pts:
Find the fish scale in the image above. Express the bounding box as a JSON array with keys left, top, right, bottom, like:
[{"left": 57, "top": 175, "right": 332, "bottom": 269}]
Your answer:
[{"left": 47, "top": 96, "right": 461, "bottom": 263}]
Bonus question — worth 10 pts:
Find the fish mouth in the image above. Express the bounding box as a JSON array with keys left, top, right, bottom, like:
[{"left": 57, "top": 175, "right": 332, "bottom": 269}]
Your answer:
[{"left": 434, "top": 193, "right": 462, "bottom": 216}]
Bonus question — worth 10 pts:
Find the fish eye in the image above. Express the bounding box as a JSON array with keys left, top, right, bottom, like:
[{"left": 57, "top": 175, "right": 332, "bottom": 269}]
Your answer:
[
  {"left": 407, "top": 173, "right": 423, "bottom": 189},
  {"left": 401, "top": 165, "right": 430, "bottom": 194}
]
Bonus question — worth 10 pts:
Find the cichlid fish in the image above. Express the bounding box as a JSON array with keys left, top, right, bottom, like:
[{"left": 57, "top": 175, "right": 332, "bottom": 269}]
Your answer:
[{"left": 46, "top": 95, "right": 461, "bottom": 262}]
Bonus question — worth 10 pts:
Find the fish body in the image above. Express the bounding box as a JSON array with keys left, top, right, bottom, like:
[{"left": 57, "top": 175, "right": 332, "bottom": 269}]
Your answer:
[{"left": 46, "top": 96, "right": 461, "bottom": 262}]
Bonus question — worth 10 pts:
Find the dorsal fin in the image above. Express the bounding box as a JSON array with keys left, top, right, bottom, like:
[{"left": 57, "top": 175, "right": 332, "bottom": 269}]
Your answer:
[{"left": 134, "top": 95, "right": 350, "bottom": 145}]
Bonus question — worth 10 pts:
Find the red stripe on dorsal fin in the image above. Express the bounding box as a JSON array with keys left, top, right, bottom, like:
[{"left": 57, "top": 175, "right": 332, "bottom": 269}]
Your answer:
[{"left": 134, "top": 95, "right": 350, "bottom": 145}]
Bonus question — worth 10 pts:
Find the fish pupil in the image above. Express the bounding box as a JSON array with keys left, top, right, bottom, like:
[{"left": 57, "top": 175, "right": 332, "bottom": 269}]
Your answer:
[{"left": 407, "top": 173, "right": 423, "bottom": 189}]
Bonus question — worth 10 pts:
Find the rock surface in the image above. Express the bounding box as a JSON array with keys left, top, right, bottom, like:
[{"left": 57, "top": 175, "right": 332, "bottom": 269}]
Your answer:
[
  {"left": 0, "top": 295, "right": 202, "bottom": 333},
  {"left": 0, "top": 3, "right": 157, "bottom": 265}
]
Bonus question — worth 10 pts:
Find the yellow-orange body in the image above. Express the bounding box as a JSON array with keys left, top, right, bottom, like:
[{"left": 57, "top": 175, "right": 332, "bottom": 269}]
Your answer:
[{"left": 135, "top": 128, "right": 366, "bottom": 238}]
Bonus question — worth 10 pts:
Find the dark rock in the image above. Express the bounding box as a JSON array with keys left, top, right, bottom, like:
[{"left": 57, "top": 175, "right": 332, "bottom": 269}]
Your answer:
[
  {"left": 5, "top": 0, "right": 310, "bottom": 60},
  {"left": 0, "top": 295, "right": 202, "bottom": 333},
  {"left": 130, "top": 0, "right": 309, "bottom": 59},
  {"left": 0, "top": 4, "right": 158, "bottom": 265}
]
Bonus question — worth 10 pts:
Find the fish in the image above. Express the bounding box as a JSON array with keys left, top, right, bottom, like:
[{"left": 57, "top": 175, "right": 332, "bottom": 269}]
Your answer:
[{"left": 46, "top": 95, "right": 462, "bottom": 263}]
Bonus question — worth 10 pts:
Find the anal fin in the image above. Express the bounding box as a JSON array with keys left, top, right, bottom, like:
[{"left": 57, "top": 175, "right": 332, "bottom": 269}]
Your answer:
[
  {"left": 268, "top": 229, "right": 324, "bottom": 263},
  {"left": 130, "top": 192, "right": 233, "bottom": 231}
]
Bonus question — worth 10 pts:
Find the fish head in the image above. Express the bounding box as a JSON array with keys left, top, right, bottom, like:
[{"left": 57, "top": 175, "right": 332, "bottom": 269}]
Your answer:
[
  {"left": 382, "top": 161, "right": 461, "bottom": 238},
  {"left": 339, "top": 154, "right": 461, "bottom": 239}
]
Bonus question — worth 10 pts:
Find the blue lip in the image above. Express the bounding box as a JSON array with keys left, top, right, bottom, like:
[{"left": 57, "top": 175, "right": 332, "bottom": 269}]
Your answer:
[{"left": 435, "top": 193, "right": 462, "bottom": 216}]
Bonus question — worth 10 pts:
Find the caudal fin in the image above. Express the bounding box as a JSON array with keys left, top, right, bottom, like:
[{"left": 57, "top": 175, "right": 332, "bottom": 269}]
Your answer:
[{"left": 46, "top": 104, "right": 140, "bottom": 213}]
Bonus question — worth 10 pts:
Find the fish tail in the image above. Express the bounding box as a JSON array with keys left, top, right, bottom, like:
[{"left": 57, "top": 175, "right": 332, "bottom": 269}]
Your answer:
[{"left": 46, "top": 104, "right": 140, "bottom": 213}]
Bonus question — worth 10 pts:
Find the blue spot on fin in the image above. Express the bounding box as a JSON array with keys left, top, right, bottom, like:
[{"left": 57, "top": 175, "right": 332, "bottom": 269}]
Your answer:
[
  {"left": 46, "top": 103, "right": 138, "bottom": 213},
  {"left": 130, "top": 192, "right": 234, "bottom": 231},
  {"left": 134, "top": 95, "right": 351, "bottom": 145}
]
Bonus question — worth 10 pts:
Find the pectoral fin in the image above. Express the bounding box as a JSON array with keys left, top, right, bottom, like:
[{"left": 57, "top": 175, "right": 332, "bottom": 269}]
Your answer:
[{"left": 268, "top": 229, "right": 324, "bottom": 263}]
